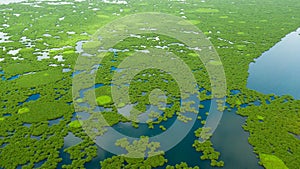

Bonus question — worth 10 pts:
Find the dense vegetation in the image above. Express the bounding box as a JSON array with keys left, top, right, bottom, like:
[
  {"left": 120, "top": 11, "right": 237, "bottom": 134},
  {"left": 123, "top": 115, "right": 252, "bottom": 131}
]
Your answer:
[{"left": 0, "top": 0, "right": 300, "bottom": 169}]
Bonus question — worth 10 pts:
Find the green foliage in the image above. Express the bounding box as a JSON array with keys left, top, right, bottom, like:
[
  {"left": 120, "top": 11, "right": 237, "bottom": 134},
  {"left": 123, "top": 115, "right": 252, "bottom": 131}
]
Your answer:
[
  {"left": 1, "top": 0, "right": 300, "bottom": 168},
  {"left": 101, "top": 137, "right": 167, "bottom": 169},
  {"left": 69, "top": 120, "right": 82, "bottom": 128},
  {"left": 166, "top": 162, "right": 200, "bottom": 169},
  {"left": 15, "top": 69, "right": 64, "bottom": 88},
  {"left": 102, "top": 112, "right": 128, "bottom": 126},
  {"left": 193, "top": 128, "right": 224, "bottom": 167},
  {"left": 32, "top": 123, "right": 48, "bottom": 136},
  {"left": 159, "top": 125, "right": 166, "bottom": 131},
  {"left": 96, "top": 95, "right": 112, "bottom": 106},
  {"left": 19, "top": 102, "right": 67, "bottom": 123},
  {"left": 256, "top": 115, "right": 264, "bottom": 120},
  {"left": 18, "top": 107, "right": 30, "bottom": 114},
  {"left": 259, "top": 154, "right": 289, "bottom": 169},
  {"left": 237, "top": 98, "right": 300, "bottom": 169}
]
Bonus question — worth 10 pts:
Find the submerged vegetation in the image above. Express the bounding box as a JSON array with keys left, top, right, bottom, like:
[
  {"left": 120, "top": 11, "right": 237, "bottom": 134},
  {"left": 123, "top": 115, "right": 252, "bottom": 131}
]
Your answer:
[
  {"left": 100, "top": 137, "right": 167, "bottom": 169},
  {"left": 0, "top": 0, "right": 300, "bottom": 168}
]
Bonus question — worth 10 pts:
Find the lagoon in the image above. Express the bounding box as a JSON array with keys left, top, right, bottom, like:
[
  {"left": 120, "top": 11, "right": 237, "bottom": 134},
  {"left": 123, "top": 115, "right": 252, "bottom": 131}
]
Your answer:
[
  {"left": 247, "top": 28, "right": 300, "bottom": 99},
  {"left": 66, "top": 99, "right": 261, "bottom": 168}
]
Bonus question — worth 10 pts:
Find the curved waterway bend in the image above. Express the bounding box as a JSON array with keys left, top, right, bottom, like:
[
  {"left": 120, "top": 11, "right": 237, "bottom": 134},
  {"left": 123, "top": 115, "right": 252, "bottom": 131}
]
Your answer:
[{"left": 247, "top": 27, "right": 300, "bottom": 99}]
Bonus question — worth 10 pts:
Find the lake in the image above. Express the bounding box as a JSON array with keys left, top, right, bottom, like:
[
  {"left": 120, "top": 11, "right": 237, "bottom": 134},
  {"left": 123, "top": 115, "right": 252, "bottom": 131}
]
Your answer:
[{"left": 247, "top": 27, "right": 300, "bottom": 99}]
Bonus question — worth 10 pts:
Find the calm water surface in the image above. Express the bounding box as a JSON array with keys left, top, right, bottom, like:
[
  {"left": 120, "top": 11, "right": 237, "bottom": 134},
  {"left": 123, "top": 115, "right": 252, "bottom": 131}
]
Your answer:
[
  {"left": 63, "top": 100, "right": 261, "bottom": 169},
  {"left": 247, "top": 28, "right": 300, "bottom": 99}
]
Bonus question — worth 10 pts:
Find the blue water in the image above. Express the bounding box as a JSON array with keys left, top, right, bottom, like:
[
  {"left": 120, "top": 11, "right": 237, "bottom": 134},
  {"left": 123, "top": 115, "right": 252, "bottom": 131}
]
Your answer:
[
  {"left": 3, "top": 113, "right": 11, "bottom": 117},
  {"left": 247, "top": 27, "right": 300, "bottom": 99},
  {"left": 230, "top": 89, "right": 241, "bottom": 95},
  {"left": 22, "top": 123, "right": 31, "bottom": 127},
  {"left": 34, "top": 160, "right": 46, "bottom": 168},
  {"left": 110, "top": 66, "right": 123, "bottom": 72},
  {"left": 48, "top": 117, "right": 63, "bottom": 126},
  {"left": 18, "top": 93, "right": 40, "bottom": 106},
  {"left": 68, "top": 99, "right": 261, "bottom": 169},
  {"left": 27, "top": 94, "right": 40, "bottom": 101},
  {"left": 79, "top": 83, "right": 104, "bottom": 98},
  {"left": 57, "top": 132, "right": 82, "bottom": 168},
  {"left": 72, "top": 70, "right": 84, "bottom": 77},
  {"left": 210, "top": 108, "right": 262, "bottom": 169},
  {"left": 7, "top": 74, "right": 20, "bottom": 80}
]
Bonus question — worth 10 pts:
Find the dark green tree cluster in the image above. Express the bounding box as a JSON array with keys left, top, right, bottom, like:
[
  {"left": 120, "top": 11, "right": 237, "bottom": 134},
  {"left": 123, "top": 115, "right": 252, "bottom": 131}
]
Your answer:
[
  {"left": 1, "top": 0, "right": 300, "bottom": 168},
  {"left": 100, "top": 137, "right": 167, "bottom": 169},
  {"left": 192, "top": 128, "right": 224, "bottom": 167},
  {"left": 237, "top": 97, "right": 300, "bottom": 169},
  {"left": 166, "top": 162, "right": 200, "bottom": 169}
]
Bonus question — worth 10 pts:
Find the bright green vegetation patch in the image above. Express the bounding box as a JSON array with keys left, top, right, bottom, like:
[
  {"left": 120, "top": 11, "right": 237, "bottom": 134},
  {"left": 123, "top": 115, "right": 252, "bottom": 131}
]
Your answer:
[
  {"left": 208, "top": 60, "right": 223, "bottom": 66},
  {"left": 0, "top": 117, "right": 5, "bottom": 121},
  {"left": 117, "top": 102, "right": 126, "bottom": 108},
  {"left": 76, "top": 98, "right": 84, "bottom": 103},
  {"left": 15, "top": 69, "right": 63, "bottom": 88},
  {"left": 96, "top": 95, "right": 112, "bottom": 106},
  {"left": 159, "top": 125, "right": 166, "bottom": 131},
  {"left": 189, "top": 20, "right": 201, "bottom": 25},
  {"left": 18, "top": 107, "right": 30, "bottom": 114},
  {"left": 62, "top": 50, "right": 75, "bottom": 55},
  {"left": 69, "top": 120, "right": 82, "bottom": 128},
  {"left": 259, "top": 154, "right": 289, "bottom": 169},
  {"left": 188, "top": 53, "right": 198, "bottom": 57},
  {"left": 257, "top": 115, "right": 264, "bottom": 120},
  {"left": 236, "top": 44, "right": 246, "bottom": 50},
  {"left": 196, "top": 8, "right": 219, "bottom": 13},
  {"left": 235, "top": 99, "right": 242, "bottom": 106}
]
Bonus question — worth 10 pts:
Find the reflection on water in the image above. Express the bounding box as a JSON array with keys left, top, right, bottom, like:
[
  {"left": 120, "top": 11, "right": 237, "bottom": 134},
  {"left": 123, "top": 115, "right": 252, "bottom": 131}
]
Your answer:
[
  {"left": 68, "top": 100, "right": 261, "bottom": 169},
  {"left": 210, "top": 108, "right": 263, "bottom": 169},
  {"left": 247, "top": 28, "right": 300, "bottom": 99}
]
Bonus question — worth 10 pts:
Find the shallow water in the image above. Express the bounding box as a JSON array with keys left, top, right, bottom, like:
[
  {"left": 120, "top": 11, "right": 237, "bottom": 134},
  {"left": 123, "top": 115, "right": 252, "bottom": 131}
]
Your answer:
[
  {"left": 18, "top": 93, "right": 40, "bottom": 105},
  {"left": 65, "top": 99, "right": 261, "bottom": 169},
  {"left": 247, "top": 28, "right": 300, "bottom": 99},
  {"left": 57, "top": 132, "right": 83, "bottom": 168},
  {"left": 209, "top": 108, "right": 262, "bottom": 169}
]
